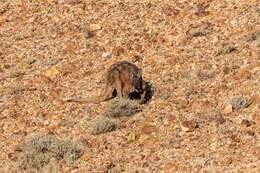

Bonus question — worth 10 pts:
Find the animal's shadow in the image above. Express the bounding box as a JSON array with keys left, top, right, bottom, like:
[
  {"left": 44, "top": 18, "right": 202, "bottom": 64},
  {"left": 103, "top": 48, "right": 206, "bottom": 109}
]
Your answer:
[
  {"left": 107, "top": 81, "right": 154, "bottom": 104},
  {"left": 128, "top": 81, "right": 154, "bottom": 104}
]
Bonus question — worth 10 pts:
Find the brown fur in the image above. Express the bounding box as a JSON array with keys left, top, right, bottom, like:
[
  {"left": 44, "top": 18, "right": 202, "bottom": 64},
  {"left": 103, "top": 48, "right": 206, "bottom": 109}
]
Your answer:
[{"left": 67, "top": 61, "right": 146, "bottom": 104}]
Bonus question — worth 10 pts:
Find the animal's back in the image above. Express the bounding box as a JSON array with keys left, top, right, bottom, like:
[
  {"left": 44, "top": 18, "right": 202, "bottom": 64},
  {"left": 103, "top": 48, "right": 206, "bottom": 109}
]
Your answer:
[{"left": 106, "top": 61, "right": 140, "bottom": 85}]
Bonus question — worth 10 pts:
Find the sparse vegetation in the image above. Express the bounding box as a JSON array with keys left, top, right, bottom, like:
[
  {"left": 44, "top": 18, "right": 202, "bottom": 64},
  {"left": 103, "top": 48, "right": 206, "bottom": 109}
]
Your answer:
[
  {"left": 89, "top": 99, "right": 142, "bottom": 135},
  {"left": 229, "top": 95, "right": 252, "bottom": 109},
  {"left": 188, "top": 25, "right": 211, "bottom": 37},
  {"left": 217, "top": 46, "right": 236, "bottom": 55},
  {"left": 102, "top": 99, "right": 142, "bottom": 118},
  {"left": 90, "top": 116, "right": 118, "bottom": 135},
  {"left": 196, "top": 69, "right": 216, "bottom": 81},
  {"left": 0, "top": 0, "right": 258, "bottom": 172},
  {"left": 17, "top": 133, "right": 85, "bottom": 172}
]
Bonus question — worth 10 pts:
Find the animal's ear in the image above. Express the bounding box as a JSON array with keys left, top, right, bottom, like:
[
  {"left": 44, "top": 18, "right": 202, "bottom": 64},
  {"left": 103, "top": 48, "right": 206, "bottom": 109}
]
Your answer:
[
  {"left": 128, "top": 71, "right": 134, "bottom": 78},
  {"left": 138, "top": 69, "right": 142, "bottom": 77}
]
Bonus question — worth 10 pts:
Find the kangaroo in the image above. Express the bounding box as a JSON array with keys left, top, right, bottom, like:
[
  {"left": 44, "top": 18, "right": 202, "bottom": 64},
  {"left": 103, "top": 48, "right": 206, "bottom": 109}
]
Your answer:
[{"left": 67, "top": 61, "right": 146, "bottom": 104}]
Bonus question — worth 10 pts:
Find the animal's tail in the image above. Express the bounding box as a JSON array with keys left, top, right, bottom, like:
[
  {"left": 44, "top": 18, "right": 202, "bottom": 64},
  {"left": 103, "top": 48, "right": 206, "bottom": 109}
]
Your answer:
[
  {"left": 66, "top": 96, "right": 104, "bottom": 104},
  {"left": 67, "top": 85, "right": 113, "bottom": 104}
]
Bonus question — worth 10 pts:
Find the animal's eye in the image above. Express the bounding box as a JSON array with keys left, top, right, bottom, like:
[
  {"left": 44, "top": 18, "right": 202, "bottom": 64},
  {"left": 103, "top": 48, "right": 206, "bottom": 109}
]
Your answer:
[{"left": 128, "top": 71, "right": 133, "bottom": 77}]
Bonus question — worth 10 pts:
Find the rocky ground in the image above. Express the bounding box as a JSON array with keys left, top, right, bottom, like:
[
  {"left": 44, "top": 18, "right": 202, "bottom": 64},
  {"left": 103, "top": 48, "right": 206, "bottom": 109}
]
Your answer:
[{"left": 0, "top": 0, "right": 259, "bottom": 172}]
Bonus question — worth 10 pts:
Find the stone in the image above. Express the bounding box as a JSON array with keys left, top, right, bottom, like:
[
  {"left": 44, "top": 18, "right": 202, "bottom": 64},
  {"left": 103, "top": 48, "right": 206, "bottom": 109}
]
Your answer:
[
  {"left": 43, "top": 66, "right": 59, "bottom": 78},
  {"left": 222, "top": 104, "right": 232, "bottom": 114},
  {"left": 89, "top": 24, "right": 102, "bottom": 31}
]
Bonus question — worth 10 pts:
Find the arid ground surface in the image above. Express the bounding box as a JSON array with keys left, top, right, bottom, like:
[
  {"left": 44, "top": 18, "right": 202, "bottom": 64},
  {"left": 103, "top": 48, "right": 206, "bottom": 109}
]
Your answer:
[{"left": 0, "top": 0, "right": 259, "bottom": 172}]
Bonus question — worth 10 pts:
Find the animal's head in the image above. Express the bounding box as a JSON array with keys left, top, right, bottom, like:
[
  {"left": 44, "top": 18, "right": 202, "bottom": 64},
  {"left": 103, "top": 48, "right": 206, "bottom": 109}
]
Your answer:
[{"left": 129, "top": 69, "right": 143, "bottom": 91}]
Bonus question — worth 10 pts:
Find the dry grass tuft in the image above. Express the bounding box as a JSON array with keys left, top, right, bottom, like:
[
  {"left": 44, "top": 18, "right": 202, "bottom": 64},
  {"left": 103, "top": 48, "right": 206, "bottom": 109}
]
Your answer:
[
  {"left": 196, "top": 69, "right": 216, "bottom": 81},
  {"left": 217, "top": 46, "right": 236, "bottom": 55},
  {"left": 188, "top": 25, "right": 211, "bottom": 37},
  {"left": 89, "top": 99, "right": 142, "bottom": 135},
  {"left": 229, "top": 95, "right": 252, "bottom": 109},
  {"left": 103, "top": 99, "right": 142, "bottom": 118},
  {"left": 90, "top": 116, "right": 118, "bottom": 135},
  {"left": 17, "top": 133, "right": 85, "bottom": 172}
]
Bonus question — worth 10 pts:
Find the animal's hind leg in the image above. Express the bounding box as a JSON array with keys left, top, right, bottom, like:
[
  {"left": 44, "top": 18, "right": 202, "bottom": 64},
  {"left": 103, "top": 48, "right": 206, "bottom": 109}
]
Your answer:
[
  {"left": 120, "top": 70, "right": 132, "bottom": 98},
  {"left": 122, "top": 80, "right": 132, "bottom": 98},
  {"left": 113, "top": 73, "right": 124, "bottom": 98},
  {"left": 102, "top": 85, "right": 115, "bottom": 101}
]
